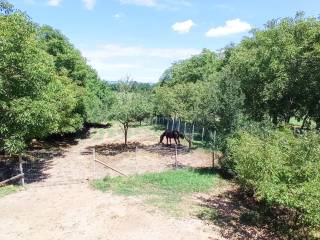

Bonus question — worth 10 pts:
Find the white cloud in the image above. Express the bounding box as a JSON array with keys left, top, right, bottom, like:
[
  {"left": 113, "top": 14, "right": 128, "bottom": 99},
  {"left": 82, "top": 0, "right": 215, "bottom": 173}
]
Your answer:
[
  {"left": 82, "top": 0, "right": 96, "bottom": 10},
  {"left": 205, "top": 19, "right": 252, "bottom": 37},
  {"left": 172, "top": 19, "right": 195, "bottom": 34},
  {"left": 47, "top": 0, "right": 61, "bottom": 7},
  {"left": 114, "top": 13, "right": 125, "bottom": 19},
  {"left": 119, "top": 0, "right": 156, "bottom": 7},
  {"left": 80, "top": 44, "right": 200, "bottom": 82}
]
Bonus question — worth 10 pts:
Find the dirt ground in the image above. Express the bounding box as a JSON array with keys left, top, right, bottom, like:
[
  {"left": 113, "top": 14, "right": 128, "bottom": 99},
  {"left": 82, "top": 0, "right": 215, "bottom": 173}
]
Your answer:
[{"left": 0, "top": 125, "right": 226, "bottom": 240}]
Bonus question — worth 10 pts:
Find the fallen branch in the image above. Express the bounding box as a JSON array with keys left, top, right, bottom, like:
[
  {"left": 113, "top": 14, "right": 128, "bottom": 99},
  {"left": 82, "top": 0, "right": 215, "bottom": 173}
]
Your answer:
[
  {"left": 0, "top": 173, "right": 24, "bottom": 187},
  {"left": 95, "top": 159, "right": 127, "bottom": 176}
]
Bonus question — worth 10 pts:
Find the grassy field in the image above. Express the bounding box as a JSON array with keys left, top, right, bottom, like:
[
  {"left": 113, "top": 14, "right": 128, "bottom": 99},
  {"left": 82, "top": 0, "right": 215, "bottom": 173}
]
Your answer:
[
  {"left": 92, "top": 168, "right": 221, "bottom": 215},
  {"left": 0, "top": 185, "right": 20, "bottom": 198}
]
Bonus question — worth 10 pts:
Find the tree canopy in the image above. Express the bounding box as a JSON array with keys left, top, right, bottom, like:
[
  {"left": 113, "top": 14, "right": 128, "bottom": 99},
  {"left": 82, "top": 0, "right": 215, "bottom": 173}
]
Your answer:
[{"left": 0, "top": 1, "right": 113, "bottom": 153}]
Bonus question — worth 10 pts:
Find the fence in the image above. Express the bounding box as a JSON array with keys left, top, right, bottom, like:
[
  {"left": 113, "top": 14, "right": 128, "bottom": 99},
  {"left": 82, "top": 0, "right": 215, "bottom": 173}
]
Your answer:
[
  {"left": 91, "top": 142, "right": 193, "bottom": 180},
  {"left": 0, "top": 148, "right": 88, "bottom": 187},
  {"left": 0, "top": 155, "right": 24, "bottom": 187},
  {"left": 151, "top": 116, "right": 216, "bottom": 143}
]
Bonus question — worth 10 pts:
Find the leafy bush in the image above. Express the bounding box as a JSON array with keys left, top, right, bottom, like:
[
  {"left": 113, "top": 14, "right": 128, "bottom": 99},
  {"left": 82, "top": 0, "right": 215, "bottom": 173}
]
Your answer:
[{"left": 226, "top": 128, "right": 320, "bottom": 235}]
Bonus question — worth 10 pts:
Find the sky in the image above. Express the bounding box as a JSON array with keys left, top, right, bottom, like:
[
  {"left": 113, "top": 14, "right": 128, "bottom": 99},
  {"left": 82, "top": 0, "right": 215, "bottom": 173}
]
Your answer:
[{"left": 10, "top": 0, "right": 320, "bottom": 83}]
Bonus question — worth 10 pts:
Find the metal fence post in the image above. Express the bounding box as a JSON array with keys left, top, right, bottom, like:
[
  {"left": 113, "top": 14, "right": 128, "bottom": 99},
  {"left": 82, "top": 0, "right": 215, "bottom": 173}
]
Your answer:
[
  {"left": 192, "top": 124, "right": 195, "bottom": 141},
  {"left": 213, "top": 130, "right": 216, "bottom": 168},
  {"left": 171, "top": 117, "right": 175, "bottom": 131},
  {"left": 202, "top": 128, "right": 205, "bottom": 142},
  {"left": 19, "top": 155, "right": 25, "bottom": 187}
]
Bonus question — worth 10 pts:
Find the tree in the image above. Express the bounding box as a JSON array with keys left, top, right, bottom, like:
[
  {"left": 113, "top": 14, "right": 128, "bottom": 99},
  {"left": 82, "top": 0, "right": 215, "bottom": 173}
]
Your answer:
[
  {"left": 38, "top": 25, "right": 114, "bottom": 125},
  {"left": 131, "top": 93, "right": 152, "bottom": 125},
  {"left": 0, "top": 0, "right": 13, "bottom": 15},
  {"left": 161, "top": 49, "right": 220, "bottom": 87},
  {"left": 226, "top": 13, "right": 320, "bottom": 127},
  {"left": 110, "top": 82, "right": 152, "bottom": 145},
  {"left": 0, "top": 11, "right": 58, "bottom": 153},
  {"left": 0, "top": 2, "right": 114, "bottom": 154}
]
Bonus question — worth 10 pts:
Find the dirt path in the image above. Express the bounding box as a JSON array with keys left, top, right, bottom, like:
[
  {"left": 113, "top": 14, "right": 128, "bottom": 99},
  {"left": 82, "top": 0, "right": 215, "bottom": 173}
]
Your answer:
[{"left": 0, "top": 126, "right": 225, "bottom": 240}]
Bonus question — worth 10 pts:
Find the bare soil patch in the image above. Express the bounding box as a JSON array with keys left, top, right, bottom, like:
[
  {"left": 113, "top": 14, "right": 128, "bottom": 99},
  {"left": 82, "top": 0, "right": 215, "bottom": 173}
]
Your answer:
[
  {"left": 0, "top": 124, "right": 279, "bottom": 240},
  {"left": 0, "top": 125, "right": 224, "bottom": 240}
]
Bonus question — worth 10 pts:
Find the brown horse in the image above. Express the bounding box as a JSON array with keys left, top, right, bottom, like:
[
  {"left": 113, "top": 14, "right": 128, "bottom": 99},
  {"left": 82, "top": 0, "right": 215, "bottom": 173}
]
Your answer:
[{"left": 160, "top": 130, "right": 184, "bottom": 145}]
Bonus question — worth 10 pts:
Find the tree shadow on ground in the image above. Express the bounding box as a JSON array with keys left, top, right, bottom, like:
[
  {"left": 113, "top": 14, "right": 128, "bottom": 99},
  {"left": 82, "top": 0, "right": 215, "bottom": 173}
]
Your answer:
[
  {"left": 83, "top": 142, "right": 191, "bottom": 157},
  {"left": 192, "top": 167, "right": 234, "bottom": 180},
  {"left": 0, "top": 125, "right": 105, "bottom": 185},
  {"left": 197, "top": 188, "right": 283, "bottom": 240}
]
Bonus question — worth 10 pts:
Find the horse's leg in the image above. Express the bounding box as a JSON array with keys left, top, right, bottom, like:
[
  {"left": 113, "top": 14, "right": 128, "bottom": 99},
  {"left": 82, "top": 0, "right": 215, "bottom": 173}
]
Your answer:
[
  {"left": 166, "top": 137, "right": 168, "bottom": 146},
  {"left": 169, "top": 138, "right": 172, "bottom": 145},
  {"left": 177, "top": 137, "right": 180, "bottom": 145},
  {"left": 174, "top": 137, "right": 178, "bottom": 145}
]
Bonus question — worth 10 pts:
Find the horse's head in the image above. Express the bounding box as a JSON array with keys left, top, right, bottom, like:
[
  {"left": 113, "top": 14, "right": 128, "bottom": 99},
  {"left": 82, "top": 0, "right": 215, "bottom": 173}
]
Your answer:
[
  {"left": 160, "top": 132, "right": 165, "bottom": 143},
  {"left": 179, "top": 132, "right": 185, "bottom": 139}
]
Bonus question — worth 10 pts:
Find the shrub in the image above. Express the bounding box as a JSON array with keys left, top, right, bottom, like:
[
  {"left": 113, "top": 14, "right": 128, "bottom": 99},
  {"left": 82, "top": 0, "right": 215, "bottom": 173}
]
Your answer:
[{"left": 226, "top": 128, "right": 320, "bottom": 236}]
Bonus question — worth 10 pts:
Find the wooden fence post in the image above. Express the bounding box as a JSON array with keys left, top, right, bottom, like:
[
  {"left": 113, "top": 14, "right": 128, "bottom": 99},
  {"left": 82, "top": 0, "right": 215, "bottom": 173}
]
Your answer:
[
  {"left": 19, "top": 155, "right": 25, "bottom": 187},
  {"left": 166, "top": 118, "right": 169, "bottom": 130},
  {"left": 177, "top": 119, "right": 181, "bottom": 132},
  {"left": 184, "top": 122, "right": 186, "bottom": 134}
]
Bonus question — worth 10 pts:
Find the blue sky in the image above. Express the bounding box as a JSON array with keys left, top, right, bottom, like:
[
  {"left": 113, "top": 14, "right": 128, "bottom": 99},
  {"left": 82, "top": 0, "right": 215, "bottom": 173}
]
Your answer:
[{"left": 11, "top": 0, "right": 320, "bottom": 82}]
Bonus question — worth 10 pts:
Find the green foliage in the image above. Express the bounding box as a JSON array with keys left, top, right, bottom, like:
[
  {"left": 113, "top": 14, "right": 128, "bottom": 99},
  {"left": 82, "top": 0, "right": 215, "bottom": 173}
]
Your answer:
[
  {"left": 216, "top": 67, "right": 244, "bottom": 134},
  {"left": 155, "top": 49, "right": 221, "bottom": 124},
  {"left": 226, "top": 129, "right": 320, "bottom": 233},
  {"left": 0, "top": 3, "right": 112, "bottom": 153},
  {"left": 0, "top": 0, "right": 13, "bottom": 15},
  {"left": 226, "top": 13, "right": 320, "bottom": 126},
  {"left": 110, "top": 82, "right": 153, "bottom": 144},
  {"left": 0, "top": 11, "right": 57, "bottom": 153},
  {"left": 163, "top": 49, "right": 221, "bottom": 86},
  {"left": 109, "top": 80, "right": 154, "bottom": 92}
]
